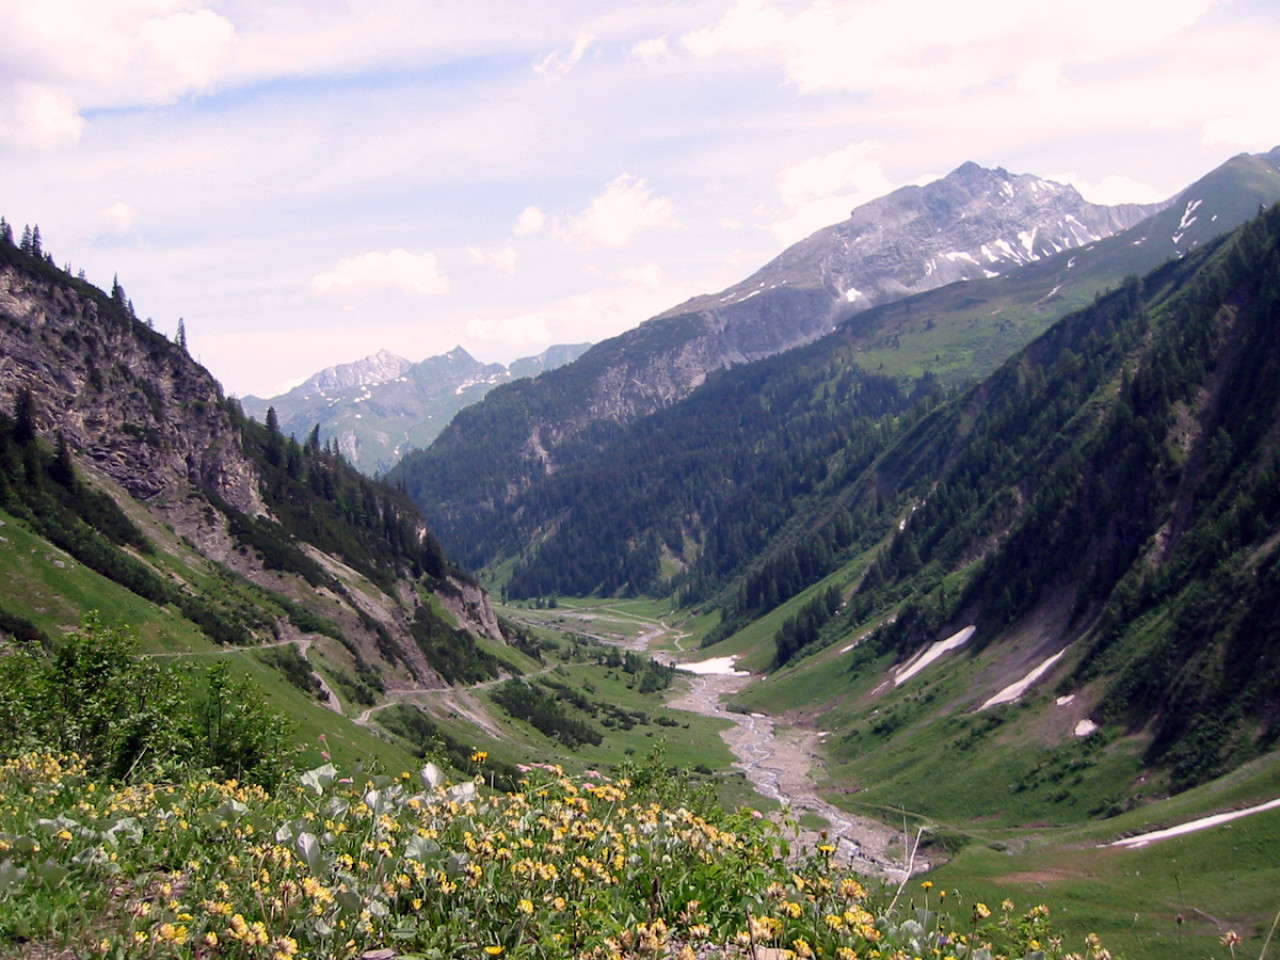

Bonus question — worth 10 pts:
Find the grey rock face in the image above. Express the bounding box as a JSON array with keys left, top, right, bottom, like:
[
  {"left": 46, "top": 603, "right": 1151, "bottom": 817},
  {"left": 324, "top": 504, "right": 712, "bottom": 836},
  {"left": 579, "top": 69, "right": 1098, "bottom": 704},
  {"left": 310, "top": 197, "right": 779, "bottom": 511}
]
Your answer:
[{"left": 0, "top": 266, "right": 263, "bottom": 515}]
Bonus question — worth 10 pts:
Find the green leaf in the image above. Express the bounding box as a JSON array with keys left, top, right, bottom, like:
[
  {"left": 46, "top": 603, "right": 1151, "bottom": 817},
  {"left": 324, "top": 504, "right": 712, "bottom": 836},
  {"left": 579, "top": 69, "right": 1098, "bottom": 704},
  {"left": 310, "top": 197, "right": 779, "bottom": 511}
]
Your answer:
[
  {"left": 301, "top": 763, "right": 338, "bottom": 796},
  {"left": 295, "top": 831, "right": 329, "bottom": 875},
  {"left": 0, "top": 860, "right": 28, "bottom": 889},
  {"left": 35, "top": 859, "right": 70, "bottom": 888},
  {"left": 421, "top": 762, "right": 444, "bottom": 789},
  {"left": 404, "top": 835, "right": 441, "bottom": 862}
]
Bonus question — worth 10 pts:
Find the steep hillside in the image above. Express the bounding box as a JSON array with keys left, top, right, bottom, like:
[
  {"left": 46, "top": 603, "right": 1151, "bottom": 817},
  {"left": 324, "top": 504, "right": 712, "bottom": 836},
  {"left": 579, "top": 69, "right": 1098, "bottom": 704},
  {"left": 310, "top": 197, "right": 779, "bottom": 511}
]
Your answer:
[
  {"left": 0, "top": 233, "right": 514, "bottom": 744},
  {"left": 242, "top": 343, "right": 589, "bottom": 474},
  {"left": 395, "top": 149, "right": 1280, "bottom": 590},
  {"left": 721, "top": 200, "right": 1280, "bottom": 803}
]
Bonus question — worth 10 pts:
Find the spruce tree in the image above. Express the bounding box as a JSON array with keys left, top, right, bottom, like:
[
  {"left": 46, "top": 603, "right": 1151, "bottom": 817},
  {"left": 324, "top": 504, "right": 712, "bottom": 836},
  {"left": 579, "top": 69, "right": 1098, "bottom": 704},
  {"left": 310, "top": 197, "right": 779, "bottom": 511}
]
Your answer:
[{"left": 13, "top": 387, "right": 36, "bottom": 446}]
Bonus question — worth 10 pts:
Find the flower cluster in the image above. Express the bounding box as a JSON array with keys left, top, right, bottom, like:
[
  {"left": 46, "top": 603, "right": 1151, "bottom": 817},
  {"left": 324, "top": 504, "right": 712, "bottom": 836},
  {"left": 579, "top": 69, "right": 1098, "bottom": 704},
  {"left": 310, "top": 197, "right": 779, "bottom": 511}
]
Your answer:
[{"left": 0, "top": 754, "right": 1113, "bottom": 960}]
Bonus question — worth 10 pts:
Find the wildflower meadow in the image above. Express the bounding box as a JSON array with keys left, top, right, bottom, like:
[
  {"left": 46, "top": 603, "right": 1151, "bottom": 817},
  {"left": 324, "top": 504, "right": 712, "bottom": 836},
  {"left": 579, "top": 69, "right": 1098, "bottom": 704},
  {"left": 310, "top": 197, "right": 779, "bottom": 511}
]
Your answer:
[{"left": 0, "top": 750, "right": 1116, "bottom": 960}]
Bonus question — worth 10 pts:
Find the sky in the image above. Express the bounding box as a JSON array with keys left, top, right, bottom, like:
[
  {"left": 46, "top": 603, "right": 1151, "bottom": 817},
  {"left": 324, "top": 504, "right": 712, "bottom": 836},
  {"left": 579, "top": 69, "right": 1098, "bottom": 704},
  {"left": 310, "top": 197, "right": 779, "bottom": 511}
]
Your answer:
[{"left": 2, "top": 0, "right": 1278, "bottom": 398}]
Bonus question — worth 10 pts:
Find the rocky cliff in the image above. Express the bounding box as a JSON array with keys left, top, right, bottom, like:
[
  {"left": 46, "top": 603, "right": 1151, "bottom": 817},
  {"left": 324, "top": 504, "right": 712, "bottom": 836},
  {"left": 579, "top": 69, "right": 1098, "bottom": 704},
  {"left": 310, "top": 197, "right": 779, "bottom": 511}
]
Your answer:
[{"left": 0, "top": 262, "right": 263, "bottom": 516}]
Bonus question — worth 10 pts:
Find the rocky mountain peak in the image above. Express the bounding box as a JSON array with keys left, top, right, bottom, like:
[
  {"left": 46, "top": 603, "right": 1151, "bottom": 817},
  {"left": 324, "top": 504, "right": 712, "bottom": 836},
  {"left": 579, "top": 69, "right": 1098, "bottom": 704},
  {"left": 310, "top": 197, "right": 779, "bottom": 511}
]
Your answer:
[{"left": 294, "top": 348, "right": 413, "bottom": 397}]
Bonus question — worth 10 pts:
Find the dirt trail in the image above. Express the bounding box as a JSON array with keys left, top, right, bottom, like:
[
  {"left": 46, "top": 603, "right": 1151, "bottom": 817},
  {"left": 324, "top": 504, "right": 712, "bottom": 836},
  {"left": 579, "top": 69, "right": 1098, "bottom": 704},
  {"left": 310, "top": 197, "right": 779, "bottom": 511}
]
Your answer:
[{"left": 667, "top": 670, "right": 926, "bottom": 882}]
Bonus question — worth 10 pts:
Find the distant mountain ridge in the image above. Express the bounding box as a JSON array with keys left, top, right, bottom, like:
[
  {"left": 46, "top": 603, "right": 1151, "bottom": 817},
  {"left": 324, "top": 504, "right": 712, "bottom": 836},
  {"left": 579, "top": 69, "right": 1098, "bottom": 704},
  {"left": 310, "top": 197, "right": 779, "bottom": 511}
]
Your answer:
[
  {"left": 393, "top": 149, "right": 1280, "bottom": 576},
  {"left": 663, "top": 160, "right": 1164, "bottom": 322},
  {"left": 242, "top": 342, "right": 590, "bottom": 474},
  {"left": 551, "top": 161, "right": 1163, "bottom": 432}
]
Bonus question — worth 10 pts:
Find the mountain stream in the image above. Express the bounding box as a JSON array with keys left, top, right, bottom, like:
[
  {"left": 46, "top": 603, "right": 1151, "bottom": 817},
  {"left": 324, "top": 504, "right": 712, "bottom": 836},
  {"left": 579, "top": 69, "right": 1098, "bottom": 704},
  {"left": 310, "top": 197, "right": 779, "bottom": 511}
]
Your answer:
[{"left": 666, "top": 668, "right": 928, "bottom": 882}]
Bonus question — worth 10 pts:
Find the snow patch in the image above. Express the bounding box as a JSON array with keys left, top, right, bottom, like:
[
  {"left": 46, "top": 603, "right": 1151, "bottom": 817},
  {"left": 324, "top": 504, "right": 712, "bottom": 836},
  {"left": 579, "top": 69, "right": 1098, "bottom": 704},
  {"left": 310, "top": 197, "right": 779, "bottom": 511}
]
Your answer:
[
  {"left": 980, "top": 649, "right": 1067, "bottom": 710},
  {"left": 1178, "top": 198, "right": 1203, "bottom": 231},
  {"left": 678, "top": 656, "right": 749, "bottom": 677},
  {"left": 1074, "top": 719, "right": 1098, "bottom": 737},
  {"left": 1056, "top": 694, "right": 1075, "bottom": 706},
  {"left": 1108, "top": 797, "right": 1280, "bottom": 849},
  {"left": 844, "top": 287, "right": 863, "bottom": 302},
  {"left": 894, "top": 626, "right": 976, "bottom": 686},
  {"left": 983, "top": 270, "right": 1001, "bottom": 279}
]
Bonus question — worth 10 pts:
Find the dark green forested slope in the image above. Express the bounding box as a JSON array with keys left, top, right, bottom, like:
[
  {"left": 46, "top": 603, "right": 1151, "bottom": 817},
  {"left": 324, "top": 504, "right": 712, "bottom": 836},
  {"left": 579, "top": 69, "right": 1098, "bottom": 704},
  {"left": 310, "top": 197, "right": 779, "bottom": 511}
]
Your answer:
[{"left": 742, "top": 202, "right": 1280, "bottom": 790}]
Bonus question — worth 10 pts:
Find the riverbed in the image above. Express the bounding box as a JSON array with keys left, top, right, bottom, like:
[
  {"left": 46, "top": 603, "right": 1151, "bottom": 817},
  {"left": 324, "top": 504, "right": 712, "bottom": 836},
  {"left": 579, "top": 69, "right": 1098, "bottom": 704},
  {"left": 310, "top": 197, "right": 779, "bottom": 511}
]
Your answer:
[{"left": 666, "top": 667, "right": 927, "bottom": 882}]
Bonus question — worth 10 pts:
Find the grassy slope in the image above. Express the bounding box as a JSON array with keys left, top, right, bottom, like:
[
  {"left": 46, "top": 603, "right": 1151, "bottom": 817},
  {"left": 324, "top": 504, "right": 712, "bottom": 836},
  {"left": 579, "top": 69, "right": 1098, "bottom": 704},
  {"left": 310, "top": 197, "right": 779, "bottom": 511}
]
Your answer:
[{"left": 0, "top": 487, "right": 424, "bottom": 775}]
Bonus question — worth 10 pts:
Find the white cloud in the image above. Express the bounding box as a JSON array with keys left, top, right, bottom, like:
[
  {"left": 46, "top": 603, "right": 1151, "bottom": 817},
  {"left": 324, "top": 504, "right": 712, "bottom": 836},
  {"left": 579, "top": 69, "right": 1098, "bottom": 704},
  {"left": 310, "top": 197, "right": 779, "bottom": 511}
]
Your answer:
[
  {"left": 465, "top": 312, "right": 552, "bottom": 347},
  {"left": 534, "top": 31, "right": 594, "bottom": 79},
  {"left": 469, "top": 245, "right": 519, "bottom": 276},
  {"left": 0, "top": 1, "right": 234, "bottom": 150},
  {"left": 514, "top": 205, "right": 547, "bottom": 236},
  {"left": 1047, "top": 172, "right": 1170, "bottom": 206},
  {"left": 682, "top": 0, "right": 1219, "bottom": 95},
  {"left": 560, "top": 173, "right": 677, "bottom": 249},
  {"left": 614, "top": 263, "right": 666, "bottom": 287},
  {"left": 99, "top": 201, "right": 136, "bottom": 234},
  {"left": 769, "top": 142, "right": 896, "bottom": 244},
  {"left": 682, "top": 0, "right": 787, "bottom": 59},
  {"left": 0, "top": 83, "right": 84, "bottom": 151},
  {"left": 311, "top": 249, "right": 449, "bottom": 297},
  {"left": 632, "top": 36, "right": 671, "bottom": 62}
]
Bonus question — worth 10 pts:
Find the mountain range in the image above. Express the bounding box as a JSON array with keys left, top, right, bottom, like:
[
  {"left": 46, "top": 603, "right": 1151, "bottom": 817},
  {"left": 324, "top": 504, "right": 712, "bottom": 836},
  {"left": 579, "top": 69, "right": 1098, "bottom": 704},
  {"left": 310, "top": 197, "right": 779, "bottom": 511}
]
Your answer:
[
  {"left": 6, "top": 145, "right": 1280, "bottom": 830},
  {"left": 391, "top": 147, "right": 1280, "bottom": 579},
  {"left": 242, "top": 342, "right": 589, "bottom": 474},
  {"left": 375, "top": 146, "right": 1280, "bottom": 801},
  {"left": 5, "top": 145, "right": 1280, "bottom": 960},
  {"left": 0, "top": 238, "right": 518, "bottom": 767}
]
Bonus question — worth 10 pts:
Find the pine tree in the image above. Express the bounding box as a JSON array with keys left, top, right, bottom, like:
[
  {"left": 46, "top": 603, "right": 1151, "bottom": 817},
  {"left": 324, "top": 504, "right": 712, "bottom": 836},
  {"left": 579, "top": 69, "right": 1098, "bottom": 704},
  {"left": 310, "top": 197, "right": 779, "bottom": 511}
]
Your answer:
[
  {"left": 0, "top": 217, "right": 11, "bottom": 245},
  {"left": 30, "top": 225, "right": 42, "bottom": 258},
  {"left": 19, "top": 225, "right": 32, "bottom": 254},
  {"left": 176, "top": 318, "right": 187, "bottom": 350},
  {"left": 13, "top": 387, "right": 36, "bottom": 446},
  {"left": 50, "top": 432, "right": 76, "bottom": 488}
]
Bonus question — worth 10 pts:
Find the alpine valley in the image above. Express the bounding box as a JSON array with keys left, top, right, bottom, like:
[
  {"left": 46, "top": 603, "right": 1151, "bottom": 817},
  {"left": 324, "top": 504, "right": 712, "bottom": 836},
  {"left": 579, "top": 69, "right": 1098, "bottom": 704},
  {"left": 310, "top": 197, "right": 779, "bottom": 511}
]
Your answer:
[{"left": 4, "top": 148, "right": 1280, "bottom": 960}]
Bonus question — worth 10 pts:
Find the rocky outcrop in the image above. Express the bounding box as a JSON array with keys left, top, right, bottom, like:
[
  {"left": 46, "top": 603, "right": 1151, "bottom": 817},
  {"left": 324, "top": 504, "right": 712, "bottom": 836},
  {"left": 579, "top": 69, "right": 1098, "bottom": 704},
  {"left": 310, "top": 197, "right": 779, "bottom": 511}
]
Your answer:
[
  {"left": 438, "top": 576, "right": 504, "bottom": 642},
  {"left": 0, "top": 265, "right": 263, "bottom": 515}
]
